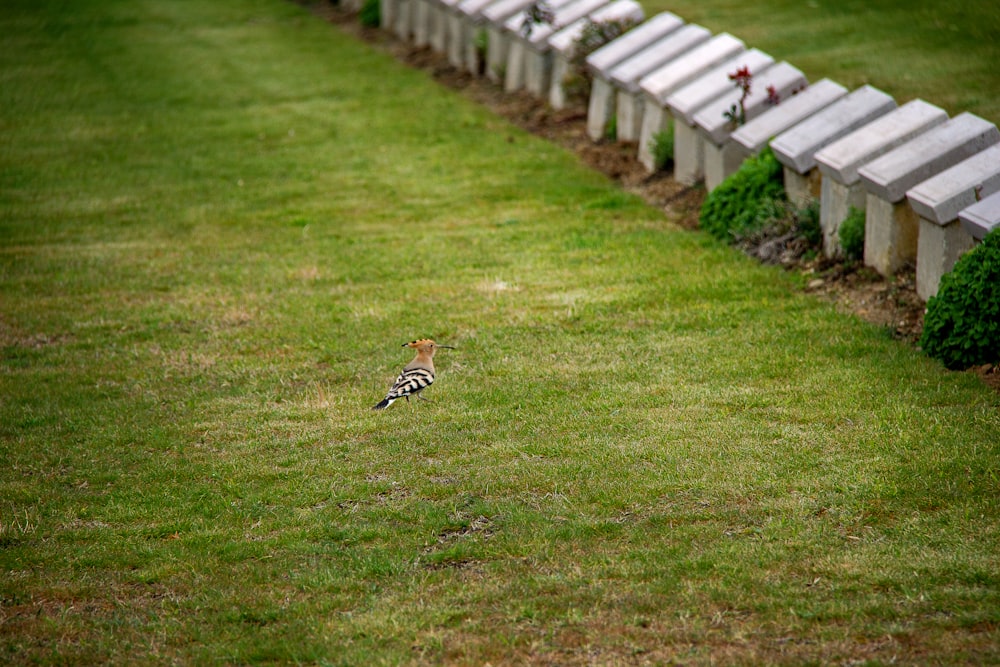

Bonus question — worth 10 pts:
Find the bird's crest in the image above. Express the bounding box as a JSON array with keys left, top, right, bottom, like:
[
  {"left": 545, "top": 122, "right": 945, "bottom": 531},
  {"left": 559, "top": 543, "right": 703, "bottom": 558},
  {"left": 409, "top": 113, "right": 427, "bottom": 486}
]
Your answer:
[{"left": 403, "top": 339, "right": 435, "bottom": 348}]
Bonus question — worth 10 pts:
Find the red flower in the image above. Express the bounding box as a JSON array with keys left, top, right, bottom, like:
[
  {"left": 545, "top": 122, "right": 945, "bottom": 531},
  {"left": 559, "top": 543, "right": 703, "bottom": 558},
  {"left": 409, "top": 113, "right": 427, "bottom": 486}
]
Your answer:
[
  {"left": 766, "top": 84, "right": 781, "bottom": 106},
  {"left": 728, "top": 66, "right": 752, "bottom": 96},
  {"left": 728, "top": 66, "right": 751, "bottom": 82}
]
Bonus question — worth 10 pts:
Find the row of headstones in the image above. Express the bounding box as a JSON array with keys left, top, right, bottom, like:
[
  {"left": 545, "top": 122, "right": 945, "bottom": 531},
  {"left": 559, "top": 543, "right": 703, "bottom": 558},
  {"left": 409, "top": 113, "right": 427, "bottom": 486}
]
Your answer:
[{"left": 378, "top": 0, "right": 1000, "bottom": 301}]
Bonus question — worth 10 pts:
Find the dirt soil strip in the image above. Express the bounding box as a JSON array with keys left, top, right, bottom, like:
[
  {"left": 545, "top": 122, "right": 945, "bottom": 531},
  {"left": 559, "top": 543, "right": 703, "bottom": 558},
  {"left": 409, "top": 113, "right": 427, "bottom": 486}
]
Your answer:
[{"left": 307, "top": 3, "right": 999, "bottom": 392}]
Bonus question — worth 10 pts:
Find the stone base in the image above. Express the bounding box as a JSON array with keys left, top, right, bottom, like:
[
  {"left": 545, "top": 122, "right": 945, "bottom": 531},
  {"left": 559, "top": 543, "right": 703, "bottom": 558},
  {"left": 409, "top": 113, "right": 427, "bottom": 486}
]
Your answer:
[
  {"left": 916, "top": 218, "right": 976, "bottom": 301},
  {"left": 959, "top": 190, "right": 1000, "bottom": 240},
  {"left": 412, "top": 0, "right": 430, "bottom": 47},
  {"left": 864, "top": 194, "right": 919, "bottom": 276},
  {"left": 380, "top": 0, "right": 398, "bottom": 30},
  {"left": 673, "top": 120, "right": 705, "bottom": 186},
  {"left": 447, "top": 14, "right": 465, "bottom": 70},
  {"left": 485, "top": 26, "right": 508, "bottom": 82},
  {"left": 549, "top": 55, "right": 569, "bottom": 110},
  {"left": 637, "top": 101, "right": 669, "bottom": 173},
  {"left": 704, "top": 140, "right": 745, "bottom": 193},
  {"left": 465, "top": 25, "right": 487, "bottom": 76},
  {"left": 394, "top": 0, "right": 412, "bottom": 40},
  {"left": 819, "top": 178, "right": 866, "bottom": 259},
  {"left": 783, "top": 167, "right": 821, "bottom": 207},
  {"left": 615, "top": 91, "right": 643, "bottom": 143},
  {"left": 524, "top": 49, "right": 551, "bottom": 98},
  {"left": 504, "top": 40, "right": 526, "bottom": 92},
  {"left": 587, "top": 78, "right": 615, "bottom": 142},
  {"left": 429, "top": 6, "right": 447, "bottom": 53}
]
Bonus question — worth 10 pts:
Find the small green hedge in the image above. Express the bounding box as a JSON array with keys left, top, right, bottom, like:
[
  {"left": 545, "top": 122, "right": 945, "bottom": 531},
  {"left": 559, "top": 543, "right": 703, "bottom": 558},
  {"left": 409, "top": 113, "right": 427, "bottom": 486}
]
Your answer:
[
  {"left": 649, "top": 127, "right": 674, "bottom": 172},
  {"left": 920, "top": 229, "right": 1000, "bottom": 370},
  {"left": 699, "top": 147, "right": 785, "bottom": 240},
  {"left": 360, "top": 0, "right": 380, "bottom": 27},
  {"left": 839, "top": 206, "right": 865, "bottom": 261}
]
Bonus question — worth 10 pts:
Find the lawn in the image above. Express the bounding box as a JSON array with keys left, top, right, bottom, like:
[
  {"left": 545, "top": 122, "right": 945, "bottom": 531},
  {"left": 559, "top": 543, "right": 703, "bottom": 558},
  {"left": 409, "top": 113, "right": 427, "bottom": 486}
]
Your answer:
[
  {"left": 1, "top": 0, "right": 999, "bottom": 664},
  {"left": 644, "top": 0, "right": 1000, "bottom": 127}
]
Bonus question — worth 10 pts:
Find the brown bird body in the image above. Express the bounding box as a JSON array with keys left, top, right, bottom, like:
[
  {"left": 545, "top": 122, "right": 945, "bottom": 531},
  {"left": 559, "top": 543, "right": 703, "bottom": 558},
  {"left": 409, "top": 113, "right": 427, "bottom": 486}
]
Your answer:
[{"left": 372, "top": 339, "right": 454, "bottom": 410}]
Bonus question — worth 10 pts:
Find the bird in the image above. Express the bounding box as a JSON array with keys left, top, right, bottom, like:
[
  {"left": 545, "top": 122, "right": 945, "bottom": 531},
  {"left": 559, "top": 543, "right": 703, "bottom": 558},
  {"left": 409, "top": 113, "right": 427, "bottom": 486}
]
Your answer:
[{"left": 372, "top": 339, "right": 454, "bottom": 410}]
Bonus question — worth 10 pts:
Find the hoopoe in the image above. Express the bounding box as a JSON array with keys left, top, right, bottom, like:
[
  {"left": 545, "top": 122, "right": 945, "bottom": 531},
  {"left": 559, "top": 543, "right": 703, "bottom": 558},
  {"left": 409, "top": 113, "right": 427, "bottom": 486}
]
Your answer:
[{"left": 372, "top": 339, "right": 454, "bottom": 410}]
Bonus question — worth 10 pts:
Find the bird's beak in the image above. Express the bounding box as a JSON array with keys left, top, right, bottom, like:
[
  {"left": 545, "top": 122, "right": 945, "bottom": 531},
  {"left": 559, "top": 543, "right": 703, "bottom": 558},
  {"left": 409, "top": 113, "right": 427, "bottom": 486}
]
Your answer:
[{"left": 438, "top": 345, "right": 455, "bottom": 349}]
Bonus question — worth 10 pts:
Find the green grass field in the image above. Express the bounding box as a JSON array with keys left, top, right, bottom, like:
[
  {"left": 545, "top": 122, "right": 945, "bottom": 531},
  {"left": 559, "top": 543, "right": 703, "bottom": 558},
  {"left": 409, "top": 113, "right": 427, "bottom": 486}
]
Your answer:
[
  {"left": 2, "top": 1, "right": 999, "bottom": 664},
  {"left": 644, "top": 0, "right": 1000, "bottom": 126}
]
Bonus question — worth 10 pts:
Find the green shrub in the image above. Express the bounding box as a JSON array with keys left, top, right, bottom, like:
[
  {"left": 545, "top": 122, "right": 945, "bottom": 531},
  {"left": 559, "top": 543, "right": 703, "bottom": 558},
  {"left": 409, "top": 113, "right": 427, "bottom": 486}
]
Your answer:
[
  {"left": 650, "top": 127, "right": 674, "bottom": 171},
  {"left": 604, "top": 114, "right": 617, "bottom": 142},
  {"left": 730, "top": 196, "right": 822, "bottom": 264},
  {"left": 359, "top": 0, "right": 380, "bottom": 27},
  {"left": 840, "top": 206, "right": 865, "bottom": 260},
  {"left": 920, "top": 229, "right": 1000, "bottom": 370},
  {"left": 797, "top": 198, "right": 821, "bottom": 248},
  {"left": 699, "top": 147, "right": 785, "bottom": 241},
  {"left": 474, "top": 28, "right": 488, "bottom": 58}
]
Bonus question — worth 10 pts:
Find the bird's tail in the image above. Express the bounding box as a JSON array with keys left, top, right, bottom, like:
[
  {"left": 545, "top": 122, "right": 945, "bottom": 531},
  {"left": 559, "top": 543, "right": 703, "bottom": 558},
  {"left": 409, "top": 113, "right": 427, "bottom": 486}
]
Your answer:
[{"left": 371, "top": 397, "right": 392, "bottom": 410}]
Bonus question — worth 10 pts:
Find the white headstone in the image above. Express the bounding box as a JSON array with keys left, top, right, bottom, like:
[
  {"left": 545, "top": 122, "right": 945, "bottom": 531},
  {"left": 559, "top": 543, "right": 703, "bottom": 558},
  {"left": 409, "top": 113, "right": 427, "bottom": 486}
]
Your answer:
[
  {"left": 812, "top": 99, "right": 947, "bottom": 257},
  {"left": 667, "top": 49, "right": 775, "bottom": 125},
  {"left": 731, "top": 79, "right": 848, "bottom": 157},
  {"left": 636, "top": 32, "right": 742, "bottom": 103},
  {"left": 858, "top": 113, "right": 1000, "bottom": 204},
  {"left": 633, "top": 31, "right": 742, "bottom": 167},
  {"left": 694, "top": 61, "right": 807, "bottom": 147},
  {"left": 858, "top": 113, "right": 999, "bottom": 277},
  {"left": 454, "top": 0, "right": 504, "bottom": 72},
  {"left": 606, "top": 24, "right": 715, "bottom": 142},
  {"left": 483, "top": 0, "right": 540, "bottom": 81},
  {"left": 548, "top": 0, "right": 645, "bottom": 109},
  {"left": 585, "top": 12, "right": 684, "bottom": 77},
  {"left": 816, "top": 100, "right": 949, "bottom": 187},
  {"left": 503, "top": 0, "right": 588, "bottom": 92},
  {"left": 907, "top": 143, "right": 1000, "bottom": 224},
  {"left": 906, "top": 142, "right": 1000, "bottom": 299},
  {"left": 412, "top": 0, "right": 432, "bottom": 47},
  {"left": 667, "top": 49, "right": 774, "bottom": 185},
  {"left": 696, "top": 62, "right": 809, "bottom": 192},
  {"left": 771, "top": 85, "right": 897, "bottom": 176},
  {"left": 959, "top": 190, "right": 1000, "bottom": 241}
]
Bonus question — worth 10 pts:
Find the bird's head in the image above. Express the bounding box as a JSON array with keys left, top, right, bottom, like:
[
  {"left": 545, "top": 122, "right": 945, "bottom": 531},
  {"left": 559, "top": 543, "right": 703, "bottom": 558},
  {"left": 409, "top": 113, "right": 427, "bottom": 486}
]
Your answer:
[{"left": 403, "top": 339, "right": 454, "bottom": 355}]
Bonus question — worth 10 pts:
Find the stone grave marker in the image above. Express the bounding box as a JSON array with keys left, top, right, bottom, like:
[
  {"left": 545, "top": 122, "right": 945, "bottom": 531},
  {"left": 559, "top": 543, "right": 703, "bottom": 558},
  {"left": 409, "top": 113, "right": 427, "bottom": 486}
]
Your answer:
[
  {"left": 858, "top": 112, "right": 999, "bottom": 277},
  {"left": 770, "top": 85, "right": 896, "bottom": 205},
  {"left": 665, "top": 49, "right": 774, "bottom": 185},
  {"left": 694, "top": 61, "right": 808, "bottom": 191},
  {"left": 394, "top": 0, "right": 414, "bottom": 40},
  {"left": 612, "top": 25, "right": 743, "bottom": 141},
  {"left": 431, "top": 0, "right": 462, "bottom": 53},
  {"left": 905, "top": 143, "right": 1000, "bottom": 299},
  {"left": 584, "top": 12, "right": 685, "bottom": 140},
  {"left": 452, "top": 0, "right": 510, "bottom": 73},
  {"left": 729, "top": 77, "right": 847, "bottom": 165},
  {"left": 381, "top": 0, "right": 399, "bottom": 32},
  {"left": 412, "top": 0, "right": 433, "bottom": 47},
  {"left": 959, "top": 190, "right": 1000, "bottom": 241},
  {"left": 498, "top": 0, "right": 580, "bottom": 91},
  {"left": 507, "top": 0, "right": 611, "bottom": 95},
  {"left": 482, "top": 0, "right": 540, "bottom": 82},
  {"left": 813, "top": 99, "right": 948, "bottom": 258},
  {"left": 634, "top": 32, "right": 743, "bottom": 169},
  {"left": 547, "top": 0, "right": 644, "bottom": 110}
]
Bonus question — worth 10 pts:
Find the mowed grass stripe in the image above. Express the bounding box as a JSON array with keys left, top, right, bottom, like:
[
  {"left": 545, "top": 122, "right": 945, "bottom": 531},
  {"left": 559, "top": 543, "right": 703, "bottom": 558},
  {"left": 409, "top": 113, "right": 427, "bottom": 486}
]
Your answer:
[
  {"left": 642, "top": 0, "right": 1000, "bottom": 126},
  {"left": 1, "top": 0, "right": 998, "bottom": 664}
]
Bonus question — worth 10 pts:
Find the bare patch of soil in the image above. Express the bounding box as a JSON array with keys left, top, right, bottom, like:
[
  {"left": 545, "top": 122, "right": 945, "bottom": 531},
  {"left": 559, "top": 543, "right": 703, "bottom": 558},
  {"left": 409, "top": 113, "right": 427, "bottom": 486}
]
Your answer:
[{"left": 307, "top": 4, "right": 1000, "bottom": 391}]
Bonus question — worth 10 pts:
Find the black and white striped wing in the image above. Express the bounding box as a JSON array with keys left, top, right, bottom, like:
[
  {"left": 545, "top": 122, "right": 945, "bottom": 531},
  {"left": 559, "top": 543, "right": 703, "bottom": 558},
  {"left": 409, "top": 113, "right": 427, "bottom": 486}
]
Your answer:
[
  {"left": 372, "top": 368, "right": 435, "bottom": 410},
  {"left": 390, "top": 367, "right": 434, "bottom": 399}
]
